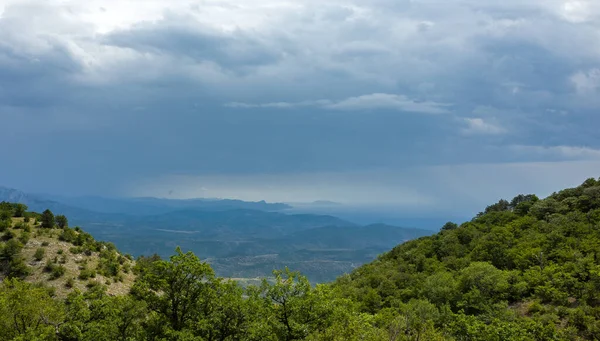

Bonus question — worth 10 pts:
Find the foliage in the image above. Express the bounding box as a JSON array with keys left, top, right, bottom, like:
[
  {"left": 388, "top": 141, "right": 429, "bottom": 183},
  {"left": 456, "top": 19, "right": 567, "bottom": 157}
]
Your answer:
[
  {"left": 55, "top": 215, "right": 68, "bottom": 229},
  {"left": 0, "top": 279, "right": 63, "bottom": 341},
  {"left": 41, "top": 209, "right": 55, "bottom": 229},
  {"left": 2, "top": 178, "right": 600, "bottom": 339},
  {"left": 334, "top": 177, "right": 600, "bottom": 340},
  {"left": 34, "top": 248, "right": 45, "bottom": 261}
]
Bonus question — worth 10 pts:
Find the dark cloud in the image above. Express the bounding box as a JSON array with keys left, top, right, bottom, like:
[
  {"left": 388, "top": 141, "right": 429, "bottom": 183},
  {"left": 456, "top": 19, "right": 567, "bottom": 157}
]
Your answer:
[
  {"left": 0, "top": 0, "right": 599, "bottom": 210},
  {"left": 103, "top": 16, "right": 283, "bottom": 74}
]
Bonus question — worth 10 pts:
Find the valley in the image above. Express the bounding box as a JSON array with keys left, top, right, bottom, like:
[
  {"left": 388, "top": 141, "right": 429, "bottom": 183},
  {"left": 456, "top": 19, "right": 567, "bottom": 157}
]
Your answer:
[{"left": 0, "top": 186, "right": 432, "bottom": 282}]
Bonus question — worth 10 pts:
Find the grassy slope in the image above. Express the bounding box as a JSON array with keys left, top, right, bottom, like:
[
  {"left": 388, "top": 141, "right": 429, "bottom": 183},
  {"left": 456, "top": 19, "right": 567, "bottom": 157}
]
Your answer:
[{"left": 2, "top": 218, "right": 135, "bottom": 298}]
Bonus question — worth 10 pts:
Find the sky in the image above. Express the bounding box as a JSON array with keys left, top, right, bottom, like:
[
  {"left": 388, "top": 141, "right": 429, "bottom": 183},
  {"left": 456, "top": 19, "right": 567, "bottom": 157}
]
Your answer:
[{"left": 1, "top": 0, "right": 600, "bottom": 216}]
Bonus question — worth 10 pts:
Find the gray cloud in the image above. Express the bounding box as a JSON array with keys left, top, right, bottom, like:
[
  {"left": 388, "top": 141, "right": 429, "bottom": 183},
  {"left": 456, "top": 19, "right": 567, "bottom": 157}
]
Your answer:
[
  {"left": 226, "top": 93, "right": 450, "bottom": 114},
  {"left": 0, "top": 0, "right": 599, "bottom": 214},
  {"left": 461, "top": 118, "right": 506, "bottom": 135}
]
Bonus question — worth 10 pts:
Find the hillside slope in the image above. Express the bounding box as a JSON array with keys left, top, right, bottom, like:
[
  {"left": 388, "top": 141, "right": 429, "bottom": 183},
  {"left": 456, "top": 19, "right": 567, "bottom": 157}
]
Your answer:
[
  {"left": 0, "top": 205, "right": 135, "bottom": 297},
  {"left": 333, "top": 177, "right": 600, "bottom": 339}
]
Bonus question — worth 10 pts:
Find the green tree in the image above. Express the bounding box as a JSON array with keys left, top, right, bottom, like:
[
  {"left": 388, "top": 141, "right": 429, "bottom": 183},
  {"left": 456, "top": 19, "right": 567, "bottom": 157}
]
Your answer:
[
  {"left": 132, "top": 247, "right": 215, "bottom": 334},
  {"left": 441, "top": 221, "right": 458, "bottom": 231},
  {"left": 193, "top": 279, "right": 250, "bottom": 341},
  {"left": 0, "top": 279, "right": 64, "bottom": 340},
  {"left": 13, "top": 203, "right": 27, "bottom": 218},
  {"left": 41, "top": 209, "right": 55, "bottom": 229},
  {"left": 55, "top": 215, "right": 68, "bottom": 229},
  {"left": 260, "top": 268, "right": 331, "bottom": 341}
]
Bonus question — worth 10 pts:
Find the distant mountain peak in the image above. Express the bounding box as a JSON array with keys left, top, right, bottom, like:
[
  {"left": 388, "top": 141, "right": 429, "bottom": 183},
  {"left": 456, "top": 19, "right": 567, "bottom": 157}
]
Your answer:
[{"left": 0, "top": 186, "right": 31, "bottom": 203}]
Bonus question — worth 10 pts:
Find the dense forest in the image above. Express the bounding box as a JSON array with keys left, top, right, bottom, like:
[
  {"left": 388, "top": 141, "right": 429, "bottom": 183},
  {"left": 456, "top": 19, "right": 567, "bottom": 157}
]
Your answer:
[{"left": 2, "top": 178, "right": 600, "bottom": 340}]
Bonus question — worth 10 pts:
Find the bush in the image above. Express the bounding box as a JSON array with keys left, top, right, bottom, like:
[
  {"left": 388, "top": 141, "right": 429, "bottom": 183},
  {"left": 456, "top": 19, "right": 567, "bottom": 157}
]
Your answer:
[
  {"left": 78, "top": 268, "right": 96, "bottom": 280},
  {"left": 0, "top": 219, "right": 10, "bottom": 232},
  {"left": 18, "top": 232, "right": 30, "bottom": 245},
  {"left": 41, "top": 241, "right": 50, "bottom": 246},
  {"left": 2, "top": 230, "right": 16, "bottom": 241},
  {"left": 59, "top": 228, "right": 77, "bottom": 243},
  {"left": 86, "top": 281, "right": 101, "bottom": 289},
  {"left": 34, "top": 248, "right": 45, "bottom": 261},
  {"left": 1, "top": 239, "right": 24, "bottom": 260},
  {"left": 7, "top": 256, "right": 31, "bottom": 278},
  {"left": 45, "top": 263, "right": 66, "bottom": 280},
  {"left": 70, "top": 246, "right": 83, "bottom": 254},
  {"left": 13, "top": 221, "right": 27, "bottom": 229},
  {"left": 55, "top": 215, "right": 68, "bottom": 228},
  {"left": 65, "top": 277, "right": 75, "bottom": 288},
  {"left": 51, "top": 265, "right": 67, "bottom": 279},
  {"left": 13, "top": 203, "right": 27, "bottom": 217}
]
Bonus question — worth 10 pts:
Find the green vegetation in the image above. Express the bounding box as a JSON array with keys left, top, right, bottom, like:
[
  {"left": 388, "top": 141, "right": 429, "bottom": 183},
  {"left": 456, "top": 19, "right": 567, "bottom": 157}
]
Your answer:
[
  {"left": 44, "top": 262, "right": 66, "bottom": 280},
  {"left": 3, "top": 178, "right": 600, "bottom": 340},
  {"left": 333, "top": 177, "right": 600, "bottom": 340},
  {"left": 41, "top": 209, "right": 55, "bottom": 229},
  {"left": 34, "top": 247, "right": 45, "bottom": 261},
  {"left": 55, "top": 214, "right": 68, "bottom": 228}
]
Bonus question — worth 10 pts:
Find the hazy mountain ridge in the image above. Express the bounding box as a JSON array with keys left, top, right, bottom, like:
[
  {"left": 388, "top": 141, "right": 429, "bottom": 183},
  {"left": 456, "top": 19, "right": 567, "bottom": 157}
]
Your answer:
[
  {"left": 37, "top": 193, "right": 291, "bottom": 215},
  {"left": 1, "top": 186, "right": 431, "bottom": 282}
]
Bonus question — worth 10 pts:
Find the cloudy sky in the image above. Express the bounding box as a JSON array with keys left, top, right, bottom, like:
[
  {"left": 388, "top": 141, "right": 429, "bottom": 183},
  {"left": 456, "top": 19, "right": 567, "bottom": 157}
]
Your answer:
[{"left": 1, "top": 0, "right": 600, "bottom": 215}]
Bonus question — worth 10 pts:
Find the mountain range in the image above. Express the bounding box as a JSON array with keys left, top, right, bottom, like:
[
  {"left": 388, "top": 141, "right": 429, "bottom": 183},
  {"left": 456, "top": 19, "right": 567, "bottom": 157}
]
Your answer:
[{"left": 0, "top": 186, "right": 432, "bottom": 282}]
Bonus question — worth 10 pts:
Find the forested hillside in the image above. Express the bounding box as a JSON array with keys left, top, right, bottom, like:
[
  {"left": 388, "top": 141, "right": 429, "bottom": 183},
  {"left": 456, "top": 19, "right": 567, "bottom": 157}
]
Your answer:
[
  {"left": 2, "top": 178, "right": 600, "bottom": 340},
  {"left": 334, "top": 177, "right": 600, "bottom": 340}
]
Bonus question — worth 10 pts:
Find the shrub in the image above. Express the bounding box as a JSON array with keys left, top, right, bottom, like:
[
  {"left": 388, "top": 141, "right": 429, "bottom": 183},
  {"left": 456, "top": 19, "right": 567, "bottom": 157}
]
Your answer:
[
  {"left": 44, "top": 262, "right": 66, "bottom": 279},
  {"left": 18, "top": 232, "right": 30, "bottom": 245},
  {"left": 2, "top": 229, "right": 16, "bottom": 241},
  {"left": 41, "top": 241, "right": 50, "bottom": 246},
  {"left": 65, "top": 278, "right": 75, "bottom": 288},
  {"left": 0, "top": 219, "right": 10, "bottom": 232},
  {"left": 78, "top": 268, "right": 96, "bottom": 280},
  {"left": 7, "top": 256, "right": 31, "bottom": 279},
  {"left": 13, "top": 221, "right": 27, "bottom": 229},
  {"left": 55, "top": 215, "right": 68, "bottom": 228},
  {"left": 86, "top": 281, "right": 100, "bottom": 289},
  {"left": 34, "top": 248, "right": 45, "bottom": 261},
  {"left": 59, "top": 228, "right": 77, "bottom": 243},
  {"left": 70, "top": 246, "right": 83, "bottom": 254},
  {"left": 13, "top": 203, "right": 27, "bottom": 217},
  {"left": 51, "top": 265, "right": 66, "bottom": 279}
]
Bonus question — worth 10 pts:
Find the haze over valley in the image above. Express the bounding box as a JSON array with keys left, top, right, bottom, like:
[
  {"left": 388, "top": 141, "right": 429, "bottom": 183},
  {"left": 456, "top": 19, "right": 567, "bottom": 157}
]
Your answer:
[{"left": 0, "top": 186, "right": 433, "bottom": 282}]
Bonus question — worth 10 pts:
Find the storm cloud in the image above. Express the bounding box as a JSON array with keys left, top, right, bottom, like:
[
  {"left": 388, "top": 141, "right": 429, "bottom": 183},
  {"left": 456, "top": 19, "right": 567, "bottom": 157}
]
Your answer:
[{"left": 1, "top": 0, "right": 599, "bottom": 215}]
